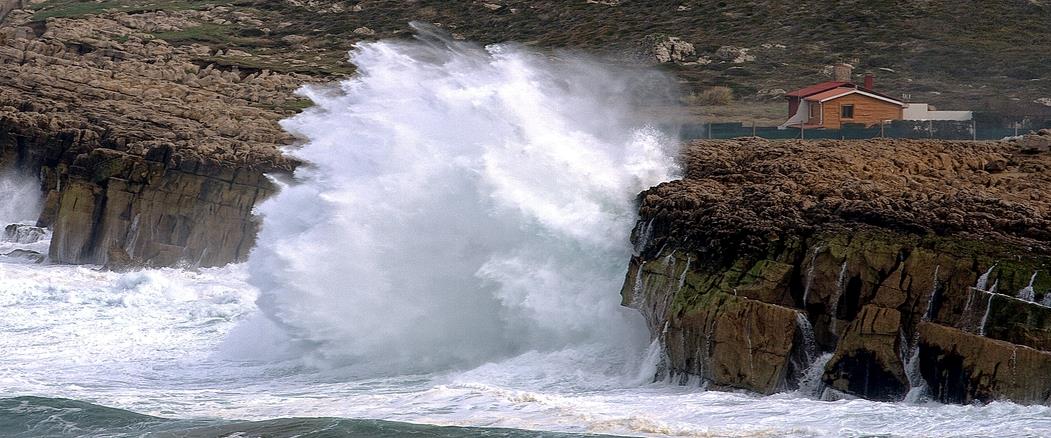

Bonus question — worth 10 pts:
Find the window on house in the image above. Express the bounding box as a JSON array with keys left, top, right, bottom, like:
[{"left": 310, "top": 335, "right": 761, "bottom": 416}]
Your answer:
[
  {"left": 841, "top": 104, "right": 855, "bottom": 119},
  {"left": 809, "top": 104, "right": 818, "bottom": 119}
]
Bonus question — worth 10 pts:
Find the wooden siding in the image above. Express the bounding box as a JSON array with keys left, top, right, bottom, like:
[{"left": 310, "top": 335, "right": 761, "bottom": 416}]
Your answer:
[{"left": 809, "top": 94, "right": 903, "bottom": 129}]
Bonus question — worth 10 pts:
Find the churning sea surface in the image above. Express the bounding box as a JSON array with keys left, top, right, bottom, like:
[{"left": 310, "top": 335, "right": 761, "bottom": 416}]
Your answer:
[
  {"left": 4, "top": 26, "right": 1051, "bottom": 438},
  {"left": 1, "top": 260, "right": 1050, "bottom": 438}
]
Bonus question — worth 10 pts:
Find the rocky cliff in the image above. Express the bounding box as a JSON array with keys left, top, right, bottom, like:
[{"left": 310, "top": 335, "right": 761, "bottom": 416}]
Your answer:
[
  {"left": 0, "top": 5, "right": 308, "bottom": 267},
  {"left": 623, "top": 135, "right": 1051, "bottom": 404}
]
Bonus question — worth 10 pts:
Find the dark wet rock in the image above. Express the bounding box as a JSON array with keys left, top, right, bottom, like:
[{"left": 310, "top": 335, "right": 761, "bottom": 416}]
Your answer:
[
  {"left": 918, "top": 322, "right": 1051, "bottom": 404},
  {"left": 624, "top": 138, "right": 1051, "bottom": 405},
  {"left": 3, "top": 223, "right": 45, "bottom": 243},
  {"left": 3, "top": 249, "right": 44, "bottom": 263},
  {"left": 823, "top": 305, "right": 908, "bottom": 401}
]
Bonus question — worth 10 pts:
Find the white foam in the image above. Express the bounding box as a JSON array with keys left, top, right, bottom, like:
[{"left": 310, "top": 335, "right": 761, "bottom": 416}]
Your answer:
[
  {"left": 0, "top": 170, "right": 42, "bottom": 226},
  {"left": 244, "top": 25, "right": 678, "bottom": 375}
]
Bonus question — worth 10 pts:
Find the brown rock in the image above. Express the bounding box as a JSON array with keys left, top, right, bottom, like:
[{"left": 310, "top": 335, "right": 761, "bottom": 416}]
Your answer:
[
  {"left": 823, "top": 305, "right": 908, "bottom": 401},
  {"left": 665, "top": 292, "right": 801, "bottom": 394},
  {"left": 0, "top": 7, "right": 305, "bottom": 267},
  {"left": 918, "top": 321, "right": 1051, "bottom": 404}
]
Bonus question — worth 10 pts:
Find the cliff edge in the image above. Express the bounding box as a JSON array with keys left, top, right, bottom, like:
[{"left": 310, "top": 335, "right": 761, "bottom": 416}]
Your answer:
[
  {"left": 624, "top": 135, "right": 1051, "bottom": 404},
  {"left": 0, "top": 5, "right": 311, "bottom": 267}
]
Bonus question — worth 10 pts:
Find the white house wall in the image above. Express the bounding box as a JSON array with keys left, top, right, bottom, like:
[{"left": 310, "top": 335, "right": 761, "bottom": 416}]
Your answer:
[{"left": 903, "top": 103, "right": 973, "bottom": 121}]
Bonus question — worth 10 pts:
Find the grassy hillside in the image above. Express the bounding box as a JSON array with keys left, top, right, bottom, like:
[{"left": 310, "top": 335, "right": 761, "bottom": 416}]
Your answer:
[{"left": 25, "top": 0, "right": 1051, "bottom": 125}]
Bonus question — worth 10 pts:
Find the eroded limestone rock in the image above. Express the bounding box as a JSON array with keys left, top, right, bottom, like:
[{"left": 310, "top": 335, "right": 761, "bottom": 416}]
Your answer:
[{"left": 623, "top": 139, "right": 1051, "bottom": 405}]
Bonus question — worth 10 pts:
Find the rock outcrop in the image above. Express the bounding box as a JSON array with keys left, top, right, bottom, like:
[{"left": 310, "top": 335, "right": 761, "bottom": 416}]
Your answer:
[
  {"left": 624, "top": 138, "right": 1051, "bottom": 404},
  {"left": 0, "top": 5, "right": 309, "bottom": 266},
  {"left": 652, "top": 36, "right": 695, "bottom": 63}
]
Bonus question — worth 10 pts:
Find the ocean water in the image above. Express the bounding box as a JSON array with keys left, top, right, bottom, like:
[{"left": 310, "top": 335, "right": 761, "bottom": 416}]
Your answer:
[
  {"left": 3, "top": 25, "right": 1051, "bottom": 438},
  {"left": 2, "top": 260, "right": 1051, "bottom": 437}
]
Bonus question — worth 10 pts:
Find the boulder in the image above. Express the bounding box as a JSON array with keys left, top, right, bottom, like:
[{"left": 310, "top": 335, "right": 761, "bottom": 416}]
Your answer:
[
  {"left": 713, "top": 46, "right": 755, "bottom": 63},
  {"left": 653, "top": 37, "right": 695, "bottom": 63},
  {"left": 2, "top": 249, "right": 44, "bottom": 263},
  {"left": 1018, "top": 134, "right": 1051, "bottom": 154},
  {"left": 3, "top": 223, "right": 46, "bottom": 244}
]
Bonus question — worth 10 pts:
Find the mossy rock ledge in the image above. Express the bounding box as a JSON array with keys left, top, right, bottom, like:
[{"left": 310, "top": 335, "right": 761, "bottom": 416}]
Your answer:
[{"left": 622, "top": 137, "right": 1051, "bottom": 404}]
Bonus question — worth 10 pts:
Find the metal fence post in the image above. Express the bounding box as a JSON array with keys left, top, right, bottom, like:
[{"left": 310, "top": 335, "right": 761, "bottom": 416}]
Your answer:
[
  {"left": 928, "top": 120, "right": 933, "bottom": 138},
  {"left": 972, "top": 119, "right": 976, "bottom": 140}
]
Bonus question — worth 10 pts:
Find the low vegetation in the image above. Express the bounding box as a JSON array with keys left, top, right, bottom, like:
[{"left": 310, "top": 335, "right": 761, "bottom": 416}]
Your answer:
[{"left": 22, "top": 0, "right": 1051, "bottom": 124}]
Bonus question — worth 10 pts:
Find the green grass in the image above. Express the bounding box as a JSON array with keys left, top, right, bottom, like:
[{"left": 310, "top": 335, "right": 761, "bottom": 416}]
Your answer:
[
  {"left": 30, "top": 0, "right": 120, "bottom": 20},
  {"left": 31, "top": 0, "right": 238, "bottom": 20},
  {"left": 151, "top": 24, "right": 240, "bottom": 45}
]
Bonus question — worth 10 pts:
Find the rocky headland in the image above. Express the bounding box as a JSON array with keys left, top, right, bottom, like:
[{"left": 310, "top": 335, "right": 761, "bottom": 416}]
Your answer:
[
  {"left": 0, "top": 3, "right": 312, "bottom": 267},
  {"left": 623, "top": 134, "right": 1051, "bottom": 404}
]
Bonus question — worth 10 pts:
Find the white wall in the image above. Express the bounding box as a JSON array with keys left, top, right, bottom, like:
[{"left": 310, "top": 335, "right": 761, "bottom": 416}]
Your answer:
[
  {"left": 779, "top": 101, "right": 811, "bottom": 128},
  {"left": 903, "top": 103, "right": 972, "bottom": 121}
]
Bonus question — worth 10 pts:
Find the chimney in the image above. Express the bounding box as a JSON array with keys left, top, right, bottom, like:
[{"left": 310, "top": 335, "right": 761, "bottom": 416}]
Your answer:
[
  {"left": 833, "top": 63, "right": 853, "bottom": 82},
  {"left": 863, "top": 73, "right": 874, "bottom": 90}
]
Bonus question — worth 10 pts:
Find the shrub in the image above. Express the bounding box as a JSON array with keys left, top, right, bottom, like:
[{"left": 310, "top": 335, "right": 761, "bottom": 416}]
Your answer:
[{"left": 688, "top": 86, "right": 734, "bottom": 106}]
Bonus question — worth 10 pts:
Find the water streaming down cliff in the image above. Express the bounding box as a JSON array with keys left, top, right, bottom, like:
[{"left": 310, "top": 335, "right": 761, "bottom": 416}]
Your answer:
[
  {"left": 243, "top": 24, "right": 680, "bottom": 375},
  {"left": 828, "top": 261, "right": 848, "bottom": 336},
  {"left": 1018, "top": 272, "right": 1038, "bottom": 302},
  {"left": 903, "top": 266, "right": 940, "bottom": 402}
]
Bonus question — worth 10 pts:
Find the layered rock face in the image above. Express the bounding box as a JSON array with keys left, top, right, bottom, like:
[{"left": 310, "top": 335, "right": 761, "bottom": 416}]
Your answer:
[
  {"left": 0, "top": 6, "right": 306, "bottom": 266},
  {"left": 623, "top": 137, "right": 1051, "bottom": 404}
]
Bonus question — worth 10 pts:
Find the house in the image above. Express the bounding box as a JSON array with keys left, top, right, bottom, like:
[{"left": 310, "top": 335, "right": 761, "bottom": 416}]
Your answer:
[{"left": 780, "top": 64, "right": 972, "bottom": 129}]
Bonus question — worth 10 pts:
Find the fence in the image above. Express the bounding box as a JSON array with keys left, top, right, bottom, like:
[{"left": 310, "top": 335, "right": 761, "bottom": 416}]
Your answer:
[{"left": 679, "top": 119, "right": 1048, "bottom": 141}]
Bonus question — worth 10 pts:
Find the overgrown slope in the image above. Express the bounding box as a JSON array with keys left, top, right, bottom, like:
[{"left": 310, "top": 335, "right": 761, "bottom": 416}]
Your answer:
[{"left": 25, "top": 0, "right": 1051, "bottom": 123}]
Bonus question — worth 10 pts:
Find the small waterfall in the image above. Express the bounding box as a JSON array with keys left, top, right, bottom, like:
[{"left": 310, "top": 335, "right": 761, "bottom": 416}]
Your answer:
[
  {"left": 903, "top": 345, "right": 928, "bottom": 402},
  {"left": 988, "top": 280, "right": 999, "bottom": 294},
  {"left": 922, "top": 265, "right": 940, "bottom": 321},
  {"left": 901, "top": 327, "right": 928, "bottom": 402},
  {"left": 631, "top": 261, "right": 646, "bottom": 309},
  {"left": 829, "top": 261, "right": 848, "bottom": 336},
  {"left": 635, "top": 337, "right": 667, "bottom": 384},
  {"left": 975, "top": 264, "right": 997, "bottom": 291},
  {"left": 797, "top": 353, "right": 833, "bottom": 397},
  {"left": 902, "top": 266, "right": 942, "bottom": 402},
  {"left": 978, "top": 292, "right": 995, "bottom": 336},
  {"left": 633, "top": 218, "right": 655, "bottom": 257},
  {"left": 1017, "top": 272, "right": 1038, "bottom": 302},
  {"left": 801, "top": 245, "right": 823, "bottom": 307},
  {"left": 677, "top": 255, "right": 692, "bottom": 291},
  {"left": 795, "top": 312, "right": 818, "bottom": 364}
]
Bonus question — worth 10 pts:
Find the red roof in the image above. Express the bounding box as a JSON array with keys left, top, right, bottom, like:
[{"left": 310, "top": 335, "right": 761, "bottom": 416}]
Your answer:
[
  {"left": 803, "top": 87, "right": 856, "bottom": 102},
  {"left": 803, "top": 87, "right": 905, "bottom": 106},
  {"left": 856, "top": 87, "right": 902, "bottom": 102},
  {"left": 785, "top": 81, "right": 854, "bottom": 98}
]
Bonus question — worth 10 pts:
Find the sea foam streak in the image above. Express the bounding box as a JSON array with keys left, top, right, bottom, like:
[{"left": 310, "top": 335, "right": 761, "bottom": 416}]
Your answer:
[{"left": 245, "top": 24, "right": 679, "bottom": 375}]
